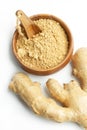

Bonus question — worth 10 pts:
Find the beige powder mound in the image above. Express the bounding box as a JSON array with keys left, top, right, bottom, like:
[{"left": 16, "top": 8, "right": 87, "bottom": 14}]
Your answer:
[{"left": 16, "top": 19, "right": 69, "bottom": 70}]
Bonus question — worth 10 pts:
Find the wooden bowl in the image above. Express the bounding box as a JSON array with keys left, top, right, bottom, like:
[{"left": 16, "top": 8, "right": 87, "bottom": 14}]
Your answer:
[{"left": 12, "top": 14, "right": 73, "bottom": 75}]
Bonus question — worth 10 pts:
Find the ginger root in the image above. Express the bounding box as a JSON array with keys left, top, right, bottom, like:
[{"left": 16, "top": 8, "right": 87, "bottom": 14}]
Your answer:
[
  {"left": 72, "top": 48, "right": 87, "bottom": 91},
  {"left": 46, "top": 47, "right": 87, "bottom": 130},
  {"left": 9, "top": 73, "right": 74, "bottom": 122},
  {"left": 9, "top": 47, "right": 87, "bottom": 130}
]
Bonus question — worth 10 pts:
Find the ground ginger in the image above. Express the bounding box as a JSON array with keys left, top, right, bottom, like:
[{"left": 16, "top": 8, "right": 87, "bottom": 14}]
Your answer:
[{"left": 16, "top": 18, "right": 69, "bottom": 70}]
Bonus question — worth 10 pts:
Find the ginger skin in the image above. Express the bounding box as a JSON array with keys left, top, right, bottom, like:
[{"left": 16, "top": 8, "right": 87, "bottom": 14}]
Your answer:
[{"left": 9, "top": 48, "right": 87, "bottom": 130}]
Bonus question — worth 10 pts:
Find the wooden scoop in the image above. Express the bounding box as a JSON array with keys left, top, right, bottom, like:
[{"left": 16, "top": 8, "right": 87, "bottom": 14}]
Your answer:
[{"left": 16, "top": 10, "right": 41, "bottom": 38}]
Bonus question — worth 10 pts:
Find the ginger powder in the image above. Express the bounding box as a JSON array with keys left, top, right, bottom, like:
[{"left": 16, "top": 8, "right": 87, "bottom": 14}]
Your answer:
[{"left": 16, "top": 19, "right": 69, "bottom": 70}]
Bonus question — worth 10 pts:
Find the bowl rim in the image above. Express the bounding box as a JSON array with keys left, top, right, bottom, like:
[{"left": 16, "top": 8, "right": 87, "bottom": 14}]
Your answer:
[{"left": 12, "top": 13, "right": 74, "bottom": 75}]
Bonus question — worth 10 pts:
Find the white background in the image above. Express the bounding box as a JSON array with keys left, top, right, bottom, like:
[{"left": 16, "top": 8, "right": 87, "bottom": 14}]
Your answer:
[{"left": 0, "top": 0, "right": 87, "bottom": 130}]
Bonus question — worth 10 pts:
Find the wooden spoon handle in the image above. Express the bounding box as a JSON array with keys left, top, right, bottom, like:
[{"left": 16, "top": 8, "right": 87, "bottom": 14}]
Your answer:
[
  {"left": 16, "top": 10, "right": 41, "bottom": 38},
  {"left": 16, "top": 10, "right": 33, "bottom": 26}
]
